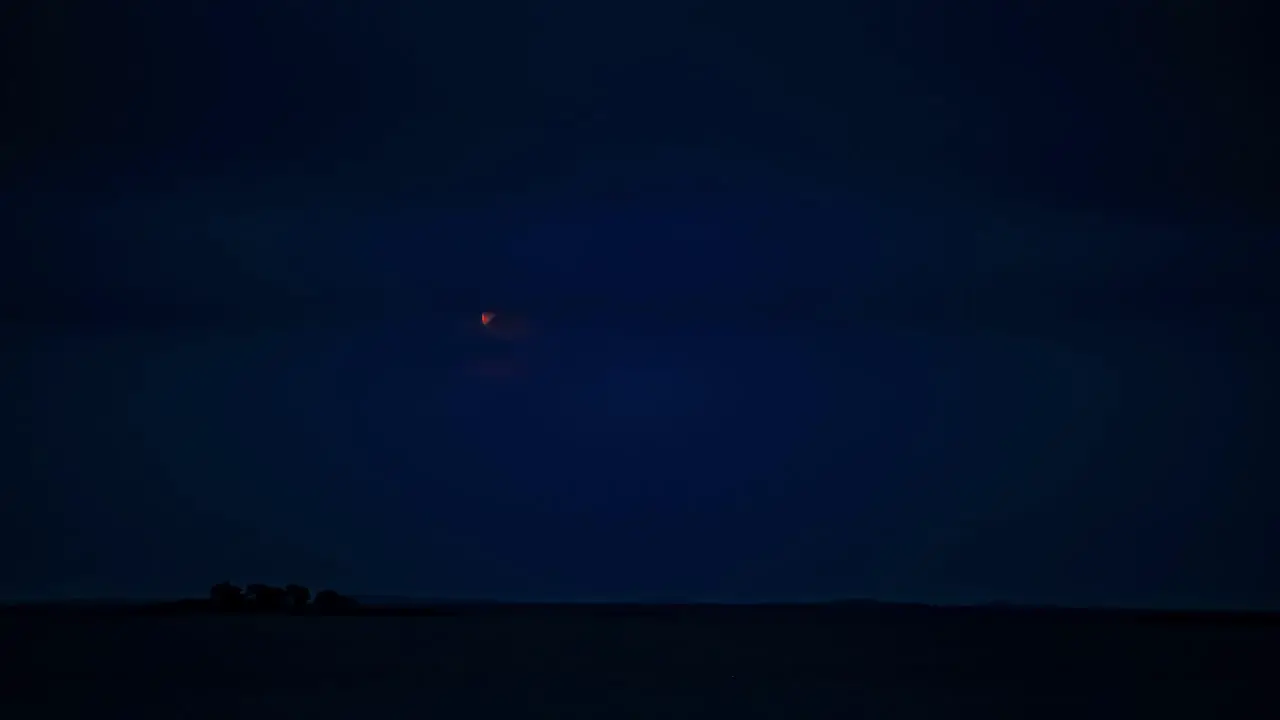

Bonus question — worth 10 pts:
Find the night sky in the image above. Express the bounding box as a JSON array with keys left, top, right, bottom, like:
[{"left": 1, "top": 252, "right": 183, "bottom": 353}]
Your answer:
[{"left": 2, "top": 2, "right": 1277, "bottom": 608}]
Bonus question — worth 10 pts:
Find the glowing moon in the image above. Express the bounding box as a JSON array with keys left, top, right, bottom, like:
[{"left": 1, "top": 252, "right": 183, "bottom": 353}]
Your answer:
[{"left": 481, "top": 312, "right": 496, "bottom": 326}]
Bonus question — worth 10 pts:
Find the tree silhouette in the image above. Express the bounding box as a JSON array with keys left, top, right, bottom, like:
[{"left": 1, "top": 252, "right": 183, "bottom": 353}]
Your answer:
[
  {"left": 209, "top": 581, "right": 244, "bottom": 611},
  {"left": 208, "top": 581, "right": 353, "bottom": 613},
  {"left": 245, "top": 584, "right": 287, "bottom": 611},
  {"left": 314, "top": 589, "right": 339, "bottom": 610},
  {"left": 285, "top": 584, "right": 311, "bottom": 609}
]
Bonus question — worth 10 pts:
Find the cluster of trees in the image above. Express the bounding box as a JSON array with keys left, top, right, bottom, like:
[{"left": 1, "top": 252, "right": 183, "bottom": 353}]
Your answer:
[{"left": 209, "top": 582, "right": 358, "bottom": 613}]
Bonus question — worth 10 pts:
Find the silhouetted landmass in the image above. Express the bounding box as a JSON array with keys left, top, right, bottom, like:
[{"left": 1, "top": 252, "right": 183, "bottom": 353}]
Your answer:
[
  {"left": 2, "top": 594, "right": 1277, "bottom": 628},
  {"left": 201, "top": 581, "right": 350, "bottom": 613},
  {"left": 2, "top": 580, "right": 1277, "bottom": 628},
  {"left": 5, "top": 592, "right": 1275, "bottom": 716}
]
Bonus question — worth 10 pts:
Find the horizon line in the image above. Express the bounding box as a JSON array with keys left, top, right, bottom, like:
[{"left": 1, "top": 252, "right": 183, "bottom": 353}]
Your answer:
[{"left": 4, "top": 594, "right": 1277, "bottom": 616}]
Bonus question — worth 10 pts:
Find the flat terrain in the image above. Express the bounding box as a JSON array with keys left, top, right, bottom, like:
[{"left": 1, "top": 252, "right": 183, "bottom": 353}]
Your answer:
[{"left": 2, "top": 607, "right": 1274, "bottom": 718}]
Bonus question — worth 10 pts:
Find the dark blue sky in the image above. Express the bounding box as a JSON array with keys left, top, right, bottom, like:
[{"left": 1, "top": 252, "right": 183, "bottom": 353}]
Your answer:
[{"left": 2, "top": 2, "right": 1277, "bottom": 608}]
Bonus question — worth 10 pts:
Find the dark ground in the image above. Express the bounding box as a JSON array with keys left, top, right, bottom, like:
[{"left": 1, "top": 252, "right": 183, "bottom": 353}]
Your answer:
[{"left": 2, "top": 604, "right": 1275, "bottom": 718}]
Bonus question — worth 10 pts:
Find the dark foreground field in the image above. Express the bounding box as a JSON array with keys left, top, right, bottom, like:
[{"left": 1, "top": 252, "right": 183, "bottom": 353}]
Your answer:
[{"left": 2, "top": 605, "right": 1275, "bottom": 718}]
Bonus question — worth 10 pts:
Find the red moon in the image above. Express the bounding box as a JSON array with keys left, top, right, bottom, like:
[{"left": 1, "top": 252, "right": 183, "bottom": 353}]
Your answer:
[{"left": 481, "top": 312, "right": 496, "bottom": 326}]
